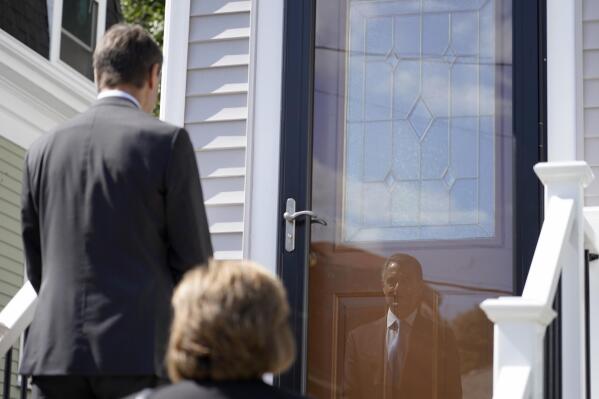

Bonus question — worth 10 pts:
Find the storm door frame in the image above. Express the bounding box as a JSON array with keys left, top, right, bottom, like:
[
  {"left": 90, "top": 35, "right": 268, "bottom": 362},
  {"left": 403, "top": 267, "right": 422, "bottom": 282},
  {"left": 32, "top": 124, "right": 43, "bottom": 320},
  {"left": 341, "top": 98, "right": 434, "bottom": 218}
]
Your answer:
[{"left": 274, "top": 0, "right": 550, "bottom": 395}]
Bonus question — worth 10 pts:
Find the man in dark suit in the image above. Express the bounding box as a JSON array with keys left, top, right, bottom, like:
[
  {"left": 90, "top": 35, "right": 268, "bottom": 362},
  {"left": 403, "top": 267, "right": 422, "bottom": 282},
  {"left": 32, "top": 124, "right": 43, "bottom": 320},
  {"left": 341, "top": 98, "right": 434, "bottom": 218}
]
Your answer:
[
  {"left": 20, "top": 24, "right": 213, "bottom": 399},
  {"left": 343, "top": 254, "right": 462, "bottom": 399}
]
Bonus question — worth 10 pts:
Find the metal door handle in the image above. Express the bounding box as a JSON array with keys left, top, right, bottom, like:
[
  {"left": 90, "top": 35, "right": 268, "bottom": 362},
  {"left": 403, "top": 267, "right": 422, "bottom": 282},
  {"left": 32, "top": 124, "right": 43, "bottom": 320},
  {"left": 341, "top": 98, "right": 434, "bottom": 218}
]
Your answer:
[
  {"left": 283, "top": 210, "right": 328, "bottom": 226},
  {"left": 284, "top": 198, "right": 327, "bottom": 252}
]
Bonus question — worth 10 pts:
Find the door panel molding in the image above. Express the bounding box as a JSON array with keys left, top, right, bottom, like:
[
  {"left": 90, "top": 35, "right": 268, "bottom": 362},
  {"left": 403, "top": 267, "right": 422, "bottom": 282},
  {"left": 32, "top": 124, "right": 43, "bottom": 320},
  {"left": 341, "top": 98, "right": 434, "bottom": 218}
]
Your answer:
[{"left": 331, "top": 292, "right": 386, "bottom": 399}]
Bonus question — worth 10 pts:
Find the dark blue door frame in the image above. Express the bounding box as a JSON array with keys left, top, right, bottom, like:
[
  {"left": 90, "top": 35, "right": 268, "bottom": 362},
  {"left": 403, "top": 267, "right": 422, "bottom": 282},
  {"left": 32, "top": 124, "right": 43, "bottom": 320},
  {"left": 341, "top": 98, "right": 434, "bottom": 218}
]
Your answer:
[
  {"left": 274, "top": 0, "right": 316, "bottom": 393},
  {"left": 275, "top": 0, "right": 549, "bottom": 395}
]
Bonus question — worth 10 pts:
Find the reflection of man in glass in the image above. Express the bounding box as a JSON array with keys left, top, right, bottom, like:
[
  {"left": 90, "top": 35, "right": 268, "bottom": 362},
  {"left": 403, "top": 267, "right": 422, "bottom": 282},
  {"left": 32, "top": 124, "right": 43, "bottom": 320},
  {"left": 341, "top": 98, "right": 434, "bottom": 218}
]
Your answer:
[{"left": 343, "top": 254, "right": 462, "bottom": 399}]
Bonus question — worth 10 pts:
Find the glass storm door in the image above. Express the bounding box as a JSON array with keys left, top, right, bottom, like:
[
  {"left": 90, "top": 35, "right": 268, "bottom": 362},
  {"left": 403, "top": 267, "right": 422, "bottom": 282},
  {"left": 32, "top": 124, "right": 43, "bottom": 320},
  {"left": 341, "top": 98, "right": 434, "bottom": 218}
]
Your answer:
[{"left": 276, "top": 1, "right": 545, "bottom": 398}]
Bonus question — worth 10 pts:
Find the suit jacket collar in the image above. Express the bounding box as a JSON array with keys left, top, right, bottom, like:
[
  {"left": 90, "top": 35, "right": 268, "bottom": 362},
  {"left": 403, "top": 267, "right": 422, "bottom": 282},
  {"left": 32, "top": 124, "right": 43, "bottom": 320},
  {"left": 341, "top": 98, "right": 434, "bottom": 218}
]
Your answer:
[{"left": 386, "top": 307, "right": 417, "bottom": 329}]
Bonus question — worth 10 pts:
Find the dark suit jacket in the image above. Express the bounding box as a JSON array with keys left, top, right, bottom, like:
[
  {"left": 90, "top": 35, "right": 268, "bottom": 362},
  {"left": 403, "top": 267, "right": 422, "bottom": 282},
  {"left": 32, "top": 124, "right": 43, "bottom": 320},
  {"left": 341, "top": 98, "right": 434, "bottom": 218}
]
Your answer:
[
  {"left": 20, "top": 97, "right": 213, "bottom": 377},
  {"left": 343, "top": 306, "right": 462, "bottom": 399},
  {"left": 127, "top": 379, "right": 307, "bottom": 399}
]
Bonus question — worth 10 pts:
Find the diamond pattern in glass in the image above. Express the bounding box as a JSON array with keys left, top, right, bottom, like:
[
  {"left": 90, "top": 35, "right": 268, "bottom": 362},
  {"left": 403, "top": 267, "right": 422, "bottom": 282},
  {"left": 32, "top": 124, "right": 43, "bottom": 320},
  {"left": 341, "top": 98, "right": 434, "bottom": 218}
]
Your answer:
[
  {"left": 344, "top": 0, "right": 496, "bottom": 241},
  {"left": 408, "top": 99, "right": 433, "bottom": 139}
]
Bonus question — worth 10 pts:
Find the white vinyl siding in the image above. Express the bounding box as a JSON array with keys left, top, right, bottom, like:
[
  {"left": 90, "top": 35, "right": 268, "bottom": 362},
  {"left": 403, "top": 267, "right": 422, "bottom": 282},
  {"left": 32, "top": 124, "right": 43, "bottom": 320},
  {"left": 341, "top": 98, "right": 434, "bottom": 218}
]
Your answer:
[
  {"left": 583, "top": 0, "right": 599, "bottom": 205},
  {"left": 185, "top": 0, "right": 251, "bottom": 260},
  {"left": 0, "top": 136, "right": 25, "bottom": 398}
]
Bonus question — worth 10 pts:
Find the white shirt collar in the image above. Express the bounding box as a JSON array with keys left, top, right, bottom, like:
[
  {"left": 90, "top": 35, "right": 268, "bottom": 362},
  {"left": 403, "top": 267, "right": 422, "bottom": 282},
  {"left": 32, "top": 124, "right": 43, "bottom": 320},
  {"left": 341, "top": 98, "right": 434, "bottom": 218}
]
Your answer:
[
  {"left": 387, "top": 306, "right": 417, "bottom": 329},
  {"left": 97, "top": 89, "right": 141, "bottom": 109}
]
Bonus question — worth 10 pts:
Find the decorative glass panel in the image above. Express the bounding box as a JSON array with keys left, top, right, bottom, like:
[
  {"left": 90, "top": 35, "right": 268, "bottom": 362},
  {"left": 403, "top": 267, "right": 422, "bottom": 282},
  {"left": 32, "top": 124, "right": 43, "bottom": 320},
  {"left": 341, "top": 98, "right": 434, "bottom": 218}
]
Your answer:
[{"left": 343, "top": 0, "right": 496, "bottom": 241}]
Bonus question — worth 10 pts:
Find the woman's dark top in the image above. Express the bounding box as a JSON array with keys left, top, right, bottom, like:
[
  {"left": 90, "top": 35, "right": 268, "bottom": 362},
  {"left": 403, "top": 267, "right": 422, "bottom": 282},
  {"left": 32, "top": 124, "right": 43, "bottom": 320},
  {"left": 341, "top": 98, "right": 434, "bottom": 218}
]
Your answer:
[{"left": 127, "top": 379, "right": 307, "bottom": 399}]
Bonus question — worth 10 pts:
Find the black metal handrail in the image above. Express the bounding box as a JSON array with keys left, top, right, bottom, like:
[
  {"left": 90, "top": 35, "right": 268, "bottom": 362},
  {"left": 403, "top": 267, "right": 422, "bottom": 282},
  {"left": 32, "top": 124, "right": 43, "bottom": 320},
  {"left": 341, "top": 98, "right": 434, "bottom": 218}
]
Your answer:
[
  {"left": 585, "top": 251, "right": 597, "bottom": 399},
  {"left": 3, "top": 348, "right": 11, "bottom": 399},
  {"left": 2, "top": 347, "right": 27, "bottom": 399}
]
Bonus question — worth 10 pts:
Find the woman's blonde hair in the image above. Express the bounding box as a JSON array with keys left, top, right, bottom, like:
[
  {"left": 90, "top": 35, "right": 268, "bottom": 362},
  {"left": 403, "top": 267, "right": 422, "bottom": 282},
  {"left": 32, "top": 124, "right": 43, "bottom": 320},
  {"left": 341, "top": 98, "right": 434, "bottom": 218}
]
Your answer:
[{"left": 167, "top": 260, "right": 295, "bottom": 382}]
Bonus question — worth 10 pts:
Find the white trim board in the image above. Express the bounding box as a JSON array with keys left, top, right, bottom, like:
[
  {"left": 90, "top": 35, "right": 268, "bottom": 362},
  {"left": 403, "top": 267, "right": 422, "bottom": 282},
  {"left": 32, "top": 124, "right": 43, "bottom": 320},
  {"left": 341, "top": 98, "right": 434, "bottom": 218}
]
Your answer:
[
  {"left": 243, "top": 0, "right": 259, "bottom": 262},
  {"left": 244, "top": 0, "right": 284, "bottom": 276},
  {"left": 160, "top": 0, "right": 191, "bottom": 126},
  {"left": 49, "top": 0, "right": 107, "bottom": 65},
  {"left": 0, "top": 29, "right": 96, "bottom": 149},
  {"left": 96, "top": 0, "right": 108, "bottom": 47}
]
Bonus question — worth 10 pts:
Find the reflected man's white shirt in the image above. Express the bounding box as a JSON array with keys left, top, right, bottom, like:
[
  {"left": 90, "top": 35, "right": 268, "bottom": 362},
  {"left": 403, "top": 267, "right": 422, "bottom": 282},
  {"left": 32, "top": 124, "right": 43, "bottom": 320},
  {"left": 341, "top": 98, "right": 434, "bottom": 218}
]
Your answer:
[{"left": 386, "top": 307, "right": 417, "bottom": 358}]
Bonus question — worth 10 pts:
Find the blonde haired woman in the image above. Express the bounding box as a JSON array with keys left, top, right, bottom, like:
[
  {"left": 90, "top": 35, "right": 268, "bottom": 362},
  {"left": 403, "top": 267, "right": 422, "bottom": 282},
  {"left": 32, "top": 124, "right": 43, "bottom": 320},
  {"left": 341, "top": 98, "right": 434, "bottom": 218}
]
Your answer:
[{"left": 129, "top": 260, "right": 306, "bottom": 399}]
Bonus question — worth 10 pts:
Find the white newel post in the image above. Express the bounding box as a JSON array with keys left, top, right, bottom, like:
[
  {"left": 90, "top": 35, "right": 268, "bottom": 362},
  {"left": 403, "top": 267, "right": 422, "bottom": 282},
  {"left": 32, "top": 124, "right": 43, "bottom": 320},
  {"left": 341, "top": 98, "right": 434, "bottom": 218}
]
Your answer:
[
  {"left": 546, "top": 0, "right": 587, "bottom": 394},
  {"left": 482, "top": 162, "right": 593, "bottom": 399},
  {"left": 546, "top": 0, "right": 583, "bottom": 162},
  {"left": 481, "top": 300, "right": 555, "bottom": 399},
  {"left": 535, "top": 163, "right": 592, "bottom": 399}
]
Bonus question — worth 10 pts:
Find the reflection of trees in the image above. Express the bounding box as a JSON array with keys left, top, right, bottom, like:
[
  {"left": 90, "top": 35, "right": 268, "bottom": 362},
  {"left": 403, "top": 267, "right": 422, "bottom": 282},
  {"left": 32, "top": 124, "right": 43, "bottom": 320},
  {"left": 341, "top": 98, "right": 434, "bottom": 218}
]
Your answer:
[{"left": 452, "top": 307, "right": 493, "bottom": 374}]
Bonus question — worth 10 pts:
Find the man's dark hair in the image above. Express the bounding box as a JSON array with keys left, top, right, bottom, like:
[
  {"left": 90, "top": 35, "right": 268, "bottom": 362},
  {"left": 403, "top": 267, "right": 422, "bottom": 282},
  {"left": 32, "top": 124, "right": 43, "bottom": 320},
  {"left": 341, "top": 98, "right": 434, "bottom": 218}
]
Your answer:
[{"left": 93, "top": 23, "right": 163, "bottom": 89}]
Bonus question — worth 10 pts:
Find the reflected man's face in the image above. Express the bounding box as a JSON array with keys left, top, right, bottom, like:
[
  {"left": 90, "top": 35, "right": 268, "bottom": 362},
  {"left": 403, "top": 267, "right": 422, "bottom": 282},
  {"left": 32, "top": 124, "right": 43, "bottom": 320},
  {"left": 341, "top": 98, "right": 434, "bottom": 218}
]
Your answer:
[{"left": 382, "top": 262, "right": 423, "bottom": 319}]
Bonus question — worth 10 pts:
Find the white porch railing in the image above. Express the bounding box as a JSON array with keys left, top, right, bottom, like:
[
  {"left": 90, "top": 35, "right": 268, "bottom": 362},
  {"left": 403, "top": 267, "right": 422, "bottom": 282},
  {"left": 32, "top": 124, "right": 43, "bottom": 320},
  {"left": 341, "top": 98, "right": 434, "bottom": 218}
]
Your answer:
[
  {"left": 0, "top": 282, "right": 37, "bottom": 357},
  {"left": 481, "top": 161, "right": 595, "bottom": 399}
]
